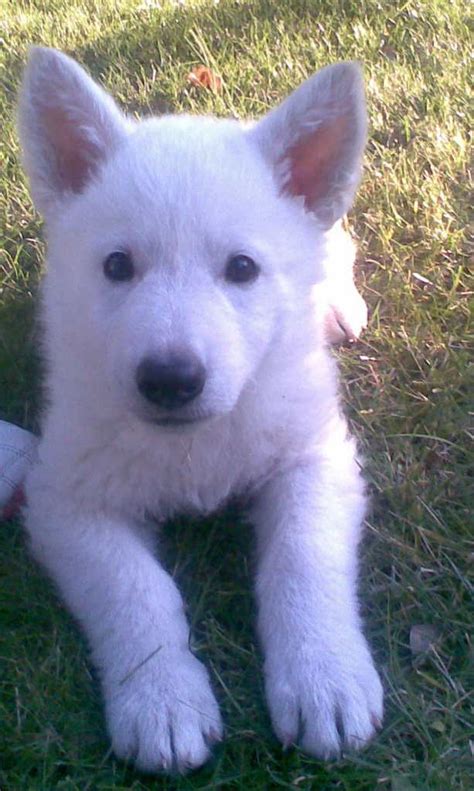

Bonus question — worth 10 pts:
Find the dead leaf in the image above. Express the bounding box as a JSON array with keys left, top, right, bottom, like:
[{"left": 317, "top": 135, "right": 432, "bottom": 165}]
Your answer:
[
  {"left": 187, "top": 65, "right": 222, "bottom": 93},
  {"left": 391, "top": 778, "right": 417, "bottom": 791},
  {"left": 410, "top": 624, "right": 440, "bottom": 655},
  {"left": 380, "top": 43, "right": 397, "bottom": 61},
  {"left": 430, "top": 718, "right": 446, "bottom": 733}
]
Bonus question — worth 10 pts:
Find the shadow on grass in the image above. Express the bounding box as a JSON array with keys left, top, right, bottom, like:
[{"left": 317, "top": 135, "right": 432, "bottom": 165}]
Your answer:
[
  {"left": 1, "top": 0, "right": 370, "bottom": 114},
  {"left": 0, "top": 289, "right": 42, "bottom": 430}
]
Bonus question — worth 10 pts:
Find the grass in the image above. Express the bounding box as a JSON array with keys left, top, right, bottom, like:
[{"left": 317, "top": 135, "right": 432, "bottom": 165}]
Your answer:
[{"left": 0, "top": 0, "right": 472, "bottom": 788}]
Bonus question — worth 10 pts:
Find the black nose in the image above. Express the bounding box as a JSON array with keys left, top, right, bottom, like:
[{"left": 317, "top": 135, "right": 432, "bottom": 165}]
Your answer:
[{"left": 136, "top": 354, "right": 206, "bottom": 410}]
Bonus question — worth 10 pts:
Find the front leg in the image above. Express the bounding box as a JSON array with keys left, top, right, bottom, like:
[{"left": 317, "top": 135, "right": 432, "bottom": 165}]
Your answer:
[
  {"left": 25, "top": 479, "right": 222, "bottom": 773},
  {"left": 252, "top": 432, "right": 383, "bottom": 758}
]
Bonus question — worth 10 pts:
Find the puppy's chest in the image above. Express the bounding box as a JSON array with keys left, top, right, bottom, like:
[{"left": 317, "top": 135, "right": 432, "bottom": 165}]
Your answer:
[{"left": 96, "top": 421, "right": 285, "bottom": 520}]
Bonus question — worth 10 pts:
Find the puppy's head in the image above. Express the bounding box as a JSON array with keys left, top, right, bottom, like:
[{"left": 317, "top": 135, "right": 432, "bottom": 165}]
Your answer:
[{"left": 18, "top": 48, "right": 366, "bottom": 428}]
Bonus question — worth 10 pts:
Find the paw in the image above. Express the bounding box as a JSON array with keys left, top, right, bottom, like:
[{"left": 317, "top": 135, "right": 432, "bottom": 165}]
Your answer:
[
  {"left": 265, "top": 636, "right": 383, "bottom": 759},
  {"left": 323, "top": 286, "right": 368, "bottom": 344},
  {"left": 104, "top": 648, "right": 222, "bottom": 773}
]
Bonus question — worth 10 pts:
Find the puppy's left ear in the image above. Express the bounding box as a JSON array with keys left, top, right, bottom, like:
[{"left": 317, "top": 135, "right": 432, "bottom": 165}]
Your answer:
[
  {"left": 249, "top": 62, "right": 367, "bottom": 228},
  {"left": 18, "top": 47, "right": 131, "bottom": 218}
]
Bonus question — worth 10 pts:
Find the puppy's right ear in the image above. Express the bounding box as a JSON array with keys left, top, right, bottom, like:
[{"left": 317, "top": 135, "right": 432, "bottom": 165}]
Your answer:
[
  {"left": 18, "top": 47, "right": 130, "bottom": 218},
  {"left": 248, "top": 62, "right": 367, "bottom": 229}
]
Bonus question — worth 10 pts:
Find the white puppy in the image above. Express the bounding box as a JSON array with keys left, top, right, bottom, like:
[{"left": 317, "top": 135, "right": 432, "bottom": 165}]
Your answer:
[{"left": 18, "top": 48, "right": 382, "bottom": 773}]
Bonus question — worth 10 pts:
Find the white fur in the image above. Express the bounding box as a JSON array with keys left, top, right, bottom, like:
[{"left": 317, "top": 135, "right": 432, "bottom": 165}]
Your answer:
[{"left": 19, "top": 48, "right": 382, "bottom": 773}]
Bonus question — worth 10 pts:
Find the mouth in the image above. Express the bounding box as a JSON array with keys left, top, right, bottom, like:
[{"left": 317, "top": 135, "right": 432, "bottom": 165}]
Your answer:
[{"left": 149, "top": 414, "right": 212, "bottom": 429}]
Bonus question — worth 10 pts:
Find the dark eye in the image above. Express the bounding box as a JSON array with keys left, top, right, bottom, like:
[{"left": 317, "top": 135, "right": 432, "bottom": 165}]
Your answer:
[
  {"left": 225, "top": 255, "right": 260, "bottom": 284},
  {"left": 103, "top": 251, "right": 135, "bottom": 282}
]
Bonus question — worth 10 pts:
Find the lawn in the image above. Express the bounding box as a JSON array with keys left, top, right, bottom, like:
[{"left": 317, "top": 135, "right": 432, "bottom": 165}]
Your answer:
[{"left": 0, "top": 0, "right": 472, "bottom": 789}]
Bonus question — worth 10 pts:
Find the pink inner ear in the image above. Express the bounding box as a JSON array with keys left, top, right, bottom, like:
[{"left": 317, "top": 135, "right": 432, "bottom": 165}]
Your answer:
[
  {"left": 44, "top": 106, "right": 99, "bottom": 193},
  {"left": 283, "top": 114, "right": 349, "bottom": 210}
]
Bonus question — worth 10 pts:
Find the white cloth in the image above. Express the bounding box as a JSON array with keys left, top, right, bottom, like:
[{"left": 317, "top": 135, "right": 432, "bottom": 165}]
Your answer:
[{"left": 0, "top": 420, "right": 37, "bottom": 510}]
